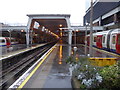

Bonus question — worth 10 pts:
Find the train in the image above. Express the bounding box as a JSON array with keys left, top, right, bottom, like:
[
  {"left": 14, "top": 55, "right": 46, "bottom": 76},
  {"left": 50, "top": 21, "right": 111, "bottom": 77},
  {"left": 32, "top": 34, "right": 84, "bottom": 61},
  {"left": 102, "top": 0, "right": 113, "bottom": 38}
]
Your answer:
[
  {"left": 86, "top": 28, "right": 120, "bottom": 54},
  {"left": 0, "top": 37, "right": 18, "bottom": 48}
]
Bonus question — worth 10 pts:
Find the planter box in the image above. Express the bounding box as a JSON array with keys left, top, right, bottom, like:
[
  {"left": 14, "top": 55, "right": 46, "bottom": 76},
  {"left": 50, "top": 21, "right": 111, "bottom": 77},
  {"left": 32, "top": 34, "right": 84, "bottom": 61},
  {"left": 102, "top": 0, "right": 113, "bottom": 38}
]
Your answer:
[{"left": 71, "top": 76, "right": 81, "bottom": 89}]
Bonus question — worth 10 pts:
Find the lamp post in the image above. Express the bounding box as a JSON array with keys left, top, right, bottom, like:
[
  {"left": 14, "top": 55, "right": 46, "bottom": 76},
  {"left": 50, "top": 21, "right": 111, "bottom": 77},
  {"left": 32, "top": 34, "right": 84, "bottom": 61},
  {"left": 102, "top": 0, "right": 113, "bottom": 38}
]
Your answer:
[
  {"left": 85, "top": 21, "right": 88, "bottom": 56},
  {"left": 59, "top": 24, "right": 63, "bottom": 39},
  {"left": 74, "top": 30, "right": 76, "bottom": 47},
  {"left": 73, "top": 29, "right": 78, "bottom": 60},
  {"left": 89, "top": 0, "right": 93, "bottom": 57}
]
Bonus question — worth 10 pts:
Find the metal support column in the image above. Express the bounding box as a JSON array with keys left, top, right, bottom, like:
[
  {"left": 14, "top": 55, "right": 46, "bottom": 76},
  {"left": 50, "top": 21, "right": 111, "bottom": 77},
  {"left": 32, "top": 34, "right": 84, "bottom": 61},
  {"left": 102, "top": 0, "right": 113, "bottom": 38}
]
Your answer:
[
  {"left": 65, "top": 17, "right": 72, "bottom": 45},
  {"left": 89, "top": 0, "right": 93, "bottom": 57},
  {"left": 68, "top": 31, "right": 72, "bottom": 45},
  {"left": 85, "top": 23, "right": 88, "bottom": 56},
  {"left": 26, "top": 17, "right": 32, "bottom": 47}
]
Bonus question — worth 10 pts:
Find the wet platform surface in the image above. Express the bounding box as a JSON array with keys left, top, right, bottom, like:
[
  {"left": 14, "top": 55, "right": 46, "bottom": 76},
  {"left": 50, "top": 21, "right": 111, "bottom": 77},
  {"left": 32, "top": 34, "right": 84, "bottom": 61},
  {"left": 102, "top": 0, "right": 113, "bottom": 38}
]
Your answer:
[
  {"left": 75, "top": 44, "right": 116, "bottom": 58},
  {"left": 21, "top": 42, "right": 119, "bottom": 88},
  {"left": 22, "top": 43, "right": 72, "bottom": 88}
]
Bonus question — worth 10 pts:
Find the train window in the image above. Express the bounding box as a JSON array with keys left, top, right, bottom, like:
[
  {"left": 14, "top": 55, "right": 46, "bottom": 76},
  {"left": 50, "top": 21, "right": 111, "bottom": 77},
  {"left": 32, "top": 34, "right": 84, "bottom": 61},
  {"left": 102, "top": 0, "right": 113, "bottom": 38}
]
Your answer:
[
  {"left": 0, "top": 39, "right": 5, "bottom": 43},
  {"left": 102, "top": 35, "right": 105, "bottom": 43},
  {"left": 97, "top": 36, "right": 102, "bottom": 42},
  {"left": 100, "top": 37, "right": 102, "bottom": 42},
  {"left": 94, "top": 36, "right": 97, "bottom": 42},
  {"left": 97, "top": 37, "right": 99, "bottom": 42},
  {"left": 112, "top": 35, "right": 116, "bottom": 44}
]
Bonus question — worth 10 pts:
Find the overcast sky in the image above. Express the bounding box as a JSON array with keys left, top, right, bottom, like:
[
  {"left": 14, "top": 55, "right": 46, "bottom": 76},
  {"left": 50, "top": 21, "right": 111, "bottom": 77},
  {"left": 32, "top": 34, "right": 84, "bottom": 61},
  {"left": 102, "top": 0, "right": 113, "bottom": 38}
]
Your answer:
[{"left": 0, "top": 0, "right": 93, "bottom": 26}]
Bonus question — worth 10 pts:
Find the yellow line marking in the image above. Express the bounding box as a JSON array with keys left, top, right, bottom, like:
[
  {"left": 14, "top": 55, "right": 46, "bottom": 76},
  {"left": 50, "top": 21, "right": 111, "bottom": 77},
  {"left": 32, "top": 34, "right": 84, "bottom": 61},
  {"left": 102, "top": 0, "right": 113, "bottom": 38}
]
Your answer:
[
  {"left": 81, "top": 44, "right": 120, "bottom": 57},
  {"left": 90, "top": 58, "right": 117, "bottom": 60},
  {"left": 18, "top": 46, "right": 56, "bottom": 89},
  {"left": 93, "top": 47, "right": 120, "bottom": 57}
]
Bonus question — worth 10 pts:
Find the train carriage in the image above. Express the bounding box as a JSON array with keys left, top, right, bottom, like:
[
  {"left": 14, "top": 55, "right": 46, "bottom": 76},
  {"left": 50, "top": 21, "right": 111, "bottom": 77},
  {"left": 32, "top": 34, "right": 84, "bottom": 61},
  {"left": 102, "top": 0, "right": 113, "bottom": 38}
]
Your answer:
[
  {"left": 109, "top": 29, "right": 120, "bottom": 54},
  {"left": 116, "top": 33, "right": 120, "bottom": 54},
  {"left": 86, "top": 28, "right": 120, "bottom": 54},
  {"left": 0, "top": 37, "right": 18, "bottom": 48},
  {"left": 0, "top": 37, "right": 10, "bottom": 47}
]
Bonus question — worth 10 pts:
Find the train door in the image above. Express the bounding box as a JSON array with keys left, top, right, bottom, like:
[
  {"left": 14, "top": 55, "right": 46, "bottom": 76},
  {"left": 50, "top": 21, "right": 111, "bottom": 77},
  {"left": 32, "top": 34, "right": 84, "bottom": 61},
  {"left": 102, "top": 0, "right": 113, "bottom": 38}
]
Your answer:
[
  {"left": 110, "top": 34, "right": 116, "bottom": 52},
  {"left": 102, "top": 34, "right": 106, "bottom": 48},
  {"left": 116, "top": 34, "right": 120, "bottom": 54},
  {"left": 96, "top": 35, "right": 102, "bottom": 48},
  {"left": 93, "top": 36, "right": 97, "bottom": 47},
  {"left": 5, "top": 37, "right": 10, "bottom": 48}
]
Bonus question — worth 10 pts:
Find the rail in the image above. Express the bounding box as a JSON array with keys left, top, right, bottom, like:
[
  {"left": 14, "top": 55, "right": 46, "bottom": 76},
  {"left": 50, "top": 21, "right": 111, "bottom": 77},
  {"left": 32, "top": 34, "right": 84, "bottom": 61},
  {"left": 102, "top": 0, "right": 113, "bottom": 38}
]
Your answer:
[{"left": 0, "top": 41, "right": 57, "bottom": 89}]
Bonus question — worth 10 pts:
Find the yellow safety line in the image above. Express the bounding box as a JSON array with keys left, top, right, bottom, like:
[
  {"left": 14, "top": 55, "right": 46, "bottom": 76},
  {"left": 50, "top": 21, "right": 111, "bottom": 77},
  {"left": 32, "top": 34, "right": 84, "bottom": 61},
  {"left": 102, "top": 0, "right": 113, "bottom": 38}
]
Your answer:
[
  {"left": 81, "top": 44, "right": 120, "bottom": 57},
  {"left": 90, "top": 58, "right": 117, "bottom": 60},
  {"left": 93, "top": 47, "right": 120, "bottom": 57},
  {"left": 18, "top": 46, "right": 56, "bottom": 89}
]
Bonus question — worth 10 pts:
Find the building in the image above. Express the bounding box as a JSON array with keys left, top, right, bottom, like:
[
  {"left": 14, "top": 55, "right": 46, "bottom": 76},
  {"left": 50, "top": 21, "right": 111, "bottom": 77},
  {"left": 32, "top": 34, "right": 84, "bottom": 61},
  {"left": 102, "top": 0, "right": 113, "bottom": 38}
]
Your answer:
[{"left": 84, "top": 0, "right": 120, "bottom": 30}]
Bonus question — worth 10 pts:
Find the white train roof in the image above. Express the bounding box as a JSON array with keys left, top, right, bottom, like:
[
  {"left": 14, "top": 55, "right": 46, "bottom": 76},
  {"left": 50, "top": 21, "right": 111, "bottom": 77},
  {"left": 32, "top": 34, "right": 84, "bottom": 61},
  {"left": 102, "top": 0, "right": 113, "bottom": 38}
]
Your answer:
[{"left": 87, "top": 28, "right": 120, "bottom": 36}]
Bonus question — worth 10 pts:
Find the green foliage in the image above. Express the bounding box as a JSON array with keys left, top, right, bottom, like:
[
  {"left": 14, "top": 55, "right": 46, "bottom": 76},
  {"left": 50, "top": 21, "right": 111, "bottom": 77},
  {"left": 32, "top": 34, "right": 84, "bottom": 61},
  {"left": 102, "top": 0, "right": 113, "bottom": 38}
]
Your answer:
[
  {"left": 66, "top": 56, "right": 76, "bottom": 64},
  {"left": 66, "top": 56, "right": 120, "bottom": 89},
  {"left": 99, "top": 61, "right": 120, "bottom": 88}
]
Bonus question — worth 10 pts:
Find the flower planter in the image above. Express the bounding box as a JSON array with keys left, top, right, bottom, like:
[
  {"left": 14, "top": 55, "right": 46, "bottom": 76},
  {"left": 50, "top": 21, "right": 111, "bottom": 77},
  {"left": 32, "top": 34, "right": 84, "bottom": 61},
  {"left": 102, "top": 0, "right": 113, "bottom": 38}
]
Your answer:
[{"left": 71, "top": 76, "right": 81, "bottom": 89}]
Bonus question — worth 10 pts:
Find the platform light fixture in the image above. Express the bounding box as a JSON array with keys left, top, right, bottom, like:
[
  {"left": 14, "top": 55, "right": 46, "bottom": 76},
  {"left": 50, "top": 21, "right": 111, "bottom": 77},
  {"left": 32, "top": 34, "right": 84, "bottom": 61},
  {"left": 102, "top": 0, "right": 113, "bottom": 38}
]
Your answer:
[
  {"left": 76, "top": 29, "right": 79, "bottom": 32},
  {"left": 59, "top": 24, "right": 63, "bottom": 27},
  {"left": 21, "top": 29, "right": 24, "bottom": 32}
]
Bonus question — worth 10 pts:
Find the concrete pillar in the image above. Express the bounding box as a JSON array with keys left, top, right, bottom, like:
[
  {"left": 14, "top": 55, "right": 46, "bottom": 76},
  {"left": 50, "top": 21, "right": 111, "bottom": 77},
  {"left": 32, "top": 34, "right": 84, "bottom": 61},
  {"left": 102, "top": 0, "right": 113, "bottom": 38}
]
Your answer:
[
  {"left": 68, "top": 31, "right": 72, "bottom": 45},
  {"left": 26, "top": 17, "right": 32, "bottom": 47},
  {"left": 65, "top": 17, "right": 72, "bottom": 45},
  {"left": 68, "top": 45, "right": 72, "bottom": 56}
]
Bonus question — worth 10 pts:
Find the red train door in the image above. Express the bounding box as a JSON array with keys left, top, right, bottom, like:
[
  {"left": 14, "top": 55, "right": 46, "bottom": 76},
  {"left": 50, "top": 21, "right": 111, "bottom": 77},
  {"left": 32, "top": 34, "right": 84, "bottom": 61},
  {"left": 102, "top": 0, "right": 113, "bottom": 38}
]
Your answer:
[
  {"left": 96, "top": 35, "right": 103, "bottom": 48},
  {"left": 116, "top": 34, "right": 120, "bottom": 54},
  {"left": 5, "top": 37, "right": 10, "bottom": 48}
]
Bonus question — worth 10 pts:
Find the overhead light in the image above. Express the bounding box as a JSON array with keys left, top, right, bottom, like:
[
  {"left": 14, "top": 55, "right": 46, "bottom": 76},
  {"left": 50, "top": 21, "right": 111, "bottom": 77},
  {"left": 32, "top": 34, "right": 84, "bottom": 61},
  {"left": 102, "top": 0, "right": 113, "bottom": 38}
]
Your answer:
[
  {"left": 59, "top": 24, "right": 62, "bottom": 27},
  {"left": 76, "top": 29, "right": 79, "bottom": 32},
  {"left": 21, "top": 29, "right": 24, "bottom": 32}
]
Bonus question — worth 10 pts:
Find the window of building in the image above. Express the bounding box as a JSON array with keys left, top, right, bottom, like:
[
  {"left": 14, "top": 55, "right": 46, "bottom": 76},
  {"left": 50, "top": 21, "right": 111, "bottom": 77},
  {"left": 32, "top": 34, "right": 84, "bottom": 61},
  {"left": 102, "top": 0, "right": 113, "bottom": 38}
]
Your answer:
[{"left": 102, "top": 15, "right": 114, "bottom": 25}]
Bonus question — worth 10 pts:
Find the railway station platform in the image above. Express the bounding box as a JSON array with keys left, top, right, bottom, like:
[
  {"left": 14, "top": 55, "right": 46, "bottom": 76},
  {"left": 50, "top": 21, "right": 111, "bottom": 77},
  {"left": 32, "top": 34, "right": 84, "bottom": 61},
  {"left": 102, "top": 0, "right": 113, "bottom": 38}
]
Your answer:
[
  {"left": 0, "top": 44, "right": 46, "bottom": 60},
  {"left": 9, "top": 42, "right": 72, "bottom": 89},
  {"left": 9, "top": 41, "right": 120, "bottom": 89}
]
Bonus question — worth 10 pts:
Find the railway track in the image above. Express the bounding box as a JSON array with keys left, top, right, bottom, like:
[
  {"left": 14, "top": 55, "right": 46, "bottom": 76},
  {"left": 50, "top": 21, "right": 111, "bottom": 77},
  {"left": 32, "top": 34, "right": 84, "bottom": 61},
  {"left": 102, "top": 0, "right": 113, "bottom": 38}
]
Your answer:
[{"left": 0, "top": 43, "right": 55, "bottom": 89}]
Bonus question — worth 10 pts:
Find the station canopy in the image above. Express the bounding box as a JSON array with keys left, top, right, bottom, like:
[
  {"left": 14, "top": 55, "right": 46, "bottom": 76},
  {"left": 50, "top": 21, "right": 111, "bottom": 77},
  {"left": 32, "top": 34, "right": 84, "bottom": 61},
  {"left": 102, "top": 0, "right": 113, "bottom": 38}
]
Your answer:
[{"left": 27, "top": 14, "right": 71, "bottom": 36}]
